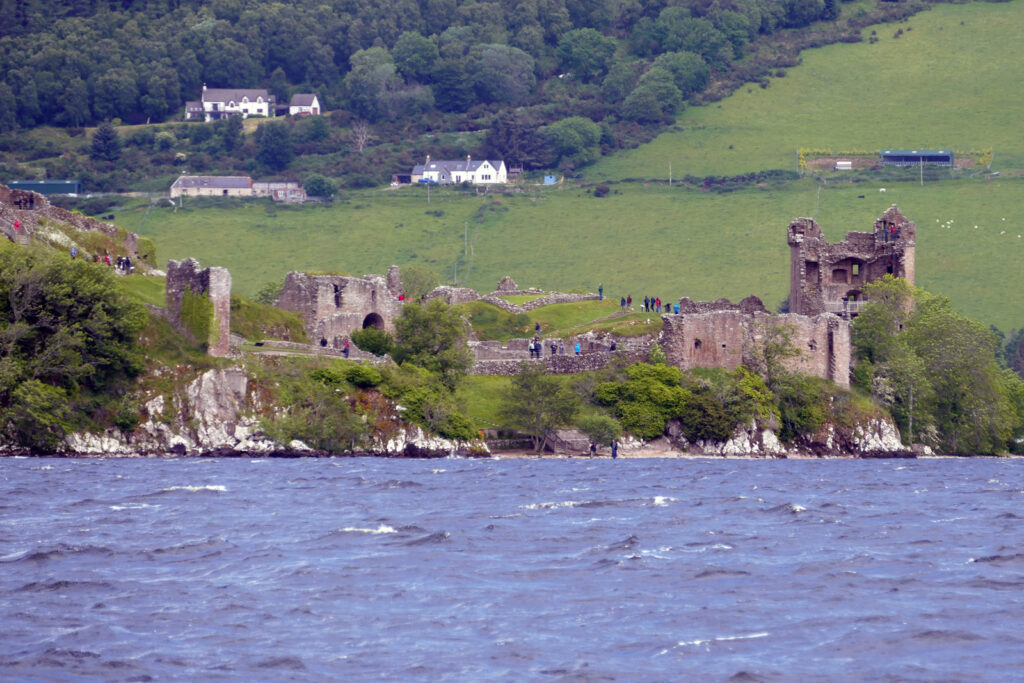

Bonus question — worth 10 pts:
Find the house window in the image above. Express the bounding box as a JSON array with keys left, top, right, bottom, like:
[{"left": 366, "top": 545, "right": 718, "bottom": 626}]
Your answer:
[
  {"left": 481, "top": 174, "right": 491, "bottom": 180},
  {"left": 852, "top": 263, "right": 860, "bottom": 276}
]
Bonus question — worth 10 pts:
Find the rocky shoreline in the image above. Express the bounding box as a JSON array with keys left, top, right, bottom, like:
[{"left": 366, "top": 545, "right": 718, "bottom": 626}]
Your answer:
[{"left": 0, "top": 366, "right": 927, "bottom": 460}]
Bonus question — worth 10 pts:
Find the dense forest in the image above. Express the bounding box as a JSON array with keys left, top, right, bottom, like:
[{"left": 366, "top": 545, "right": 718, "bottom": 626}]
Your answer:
[{"left": 0, "top": 0, "right": 937, "bottom": 187}]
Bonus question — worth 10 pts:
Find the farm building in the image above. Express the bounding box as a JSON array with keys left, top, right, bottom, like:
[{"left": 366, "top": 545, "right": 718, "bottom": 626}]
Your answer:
[
  {"left": 6, "top": 179, "right": 82, "bottom": 195},
  {"left": 879, "top": 149, "right": 954, "bottom": 167}
]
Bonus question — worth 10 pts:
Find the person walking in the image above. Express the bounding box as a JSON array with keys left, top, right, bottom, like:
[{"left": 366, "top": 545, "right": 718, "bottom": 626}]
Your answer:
[
  {"left": 574, "top": 342, "right": 581, "bottom": 356},
  {"left": 611, "top": 440, "right": 618, "bottom": 459},
  {"left": 343, "top": 339, "right": 350, "bottom": 358},
  {"left": 598, "top": 283, "right": 603, "bottom": 300},
  {"left": 620, "top": 296, "right": 626, "bottom": 312},
  {"left": 627, "top": 295, "right": 632, "bottom": 310},
  {"left": 589, "top": 442, "right": 597, "bottom": 458},
  {"left": 643, "top": 296, "right": 649, "bottom": 312}
]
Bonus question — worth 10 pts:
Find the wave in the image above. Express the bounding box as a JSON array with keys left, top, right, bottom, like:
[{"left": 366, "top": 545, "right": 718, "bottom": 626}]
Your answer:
[
  {"left": 161, "top": 485, "right": 227, "bottom": 493},
  {"left": 969, "top": 553, "right": 1024, "bottom": 567},
  {"left": 763, "top": 503, "right": 808, "bottom": 514},
  {"left": 402, "top": 531, "right": 450, "bottom": 546},
  {"left": 1, "top": 544, "right": 114, "bottom": 563},
  {"left": 16, "top": 579, "right": 114, "bottom": 593},
  {"left": 659, "top": 631, "right": 770, "bottom": 654},
  {"left": 341, "top": 524, "right": 397, "bottom": 534},
  {"left": 693, "top": 567, "right": 752, "bottom": 579}
]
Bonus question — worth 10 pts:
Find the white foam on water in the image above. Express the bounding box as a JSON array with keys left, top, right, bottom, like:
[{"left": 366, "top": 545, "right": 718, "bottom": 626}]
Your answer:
[
  {"left": 652, "top": 496, "right": 678, "bottom": 507},
  {"left": 162, "top": 485, "right": 227, "bottom": 493},
  {"left": 110, "top": 503, "right": 159, "bottom": 511},
  {"left": 342, "top": 524, "right": 397, "bottom": 534},
  {"left": 659, "top": 631, "right": 770, "bottom": 654},
  {"left": 431, "top": 469, "right": 446, "bottom": 474},
  {"left": 521, "top": 500, "right": 583, "bottom": 510}
]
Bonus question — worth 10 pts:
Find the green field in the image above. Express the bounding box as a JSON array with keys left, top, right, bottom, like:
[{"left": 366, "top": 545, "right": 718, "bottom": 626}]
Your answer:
[
  {"left": 128, "top": 0, "right": 1024, "bottom": 333},
  {"left": 591, "top": 1, "right": 1024, "bottom": 179}
]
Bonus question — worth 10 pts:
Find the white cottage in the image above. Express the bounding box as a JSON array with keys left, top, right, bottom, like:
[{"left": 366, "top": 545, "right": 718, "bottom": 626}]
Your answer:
[
  {"left": 411, "top": 156, "right": 508, "bottom": 185},
  {"left": 185, "top": 85, "right": 276, "bottom": 122},
  {"left": 289, "top": 94, "right": 321, "bottom": 116}
]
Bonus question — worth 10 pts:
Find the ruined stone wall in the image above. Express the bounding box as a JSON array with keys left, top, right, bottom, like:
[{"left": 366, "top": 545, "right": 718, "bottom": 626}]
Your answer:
[
  {"left": 425, "top": 286, "right": 480, "bottom": 305},
  {"left": 276, "top": 270, "right": 404, "bottom": 345},
  {"left": 788, "top": 205, "right": 915, "bottom": 317},
  {"left": 472, "top": 350, "right": 649, "bottom": 376},
  {"left": 165, "top": 258, "right": 232, "bottom": 357},
  {"left": 657, "top": 311, "right": 850, "bottom": 387}
]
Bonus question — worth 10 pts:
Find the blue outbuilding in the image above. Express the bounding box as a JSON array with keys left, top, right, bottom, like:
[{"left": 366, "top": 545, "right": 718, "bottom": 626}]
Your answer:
[{"left": 879, "top": 150, "right": 953, "bottom": 167}]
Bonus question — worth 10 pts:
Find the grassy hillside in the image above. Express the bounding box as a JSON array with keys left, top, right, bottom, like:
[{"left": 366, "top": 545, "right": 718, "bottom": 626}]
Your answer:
[
  {"left": 131, "top": 176, "right": 1024, "bottom": 330},
  {"left": 591, "top": 1, "right": 1024, "bottom": 179}
]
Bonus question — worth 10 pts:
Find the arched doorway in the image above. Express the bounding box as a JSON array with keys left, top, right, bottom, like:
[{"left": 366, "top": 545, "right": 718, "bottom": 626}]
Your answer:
[{"left": 362, "top": 312, "right": 385, "bottom": 330}]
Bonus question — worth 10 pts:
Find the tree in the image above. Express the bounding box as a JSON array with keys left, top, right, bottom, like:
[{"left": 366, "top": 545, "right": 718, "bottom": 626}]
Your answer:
[
  {"left": 501, "top": 362, "right": 581, "bottom": 451},
  {"left": 557, "top": 28, "right": 617, "bottom": 82},
  {"left": 344, "top": 47, "right": 400, "bottom": 121},
  {"left": 255, "top": 120, "right": 294, "bottom": 171},
  {"left": 621, "top": 70, "right": 682, "bottom": 124},
  {"left": 399, "top": 264, "right": 440, "bottom": 301},
  {"left": 392, "top": 299, "right": 473, "bottom": 389},
  {"left": 0, "top": 83, "right": 16, "bottom": 133},
  {"left": 0, "top": 250, "right": 146, "bottom": 452},
  {"left": 650, "top": 51, "right": 710, "bottom": 98},
  {"left": 215, "top": 115, "right": 243, "bottom": 153},
  {"left": 542, "top": 116, "right": 602, "bottom": 169},
  {"left": 393, "top": 31, "right": 439, "bottom": 82},
  {"left": 481, "top": 111, "right": 551, "bottom": 169},
  {"left": 576, "top": 413, "right": 622, "bottom": 446},
  {"left": 303, "top": 173, "right": 336, "bottom": 198},
  {"left": 348, "top": 120, "right": 375, "bottom": 153},
  {"left": 89, "top": 122, "right": 123, "bottom": 162},
  {"left": 469, "top": 44, "right": 536, "bottom": 106},
  {"left": 853, "top": 276, "right": 1024, "bottom": 453},
  {"left": 654, "top": 9, "right": 728, "bottom": 66}
]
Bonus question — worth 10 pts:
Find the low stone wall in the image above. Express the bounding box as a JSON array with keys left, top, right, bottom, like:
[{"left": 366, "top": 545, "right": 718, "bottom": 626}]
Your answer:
[
  {"left": 253, "top": 339, "right": 385, "bottom": 362},
  {"left": 424, "top": 286, "right": 479, "bottom": 305},
  {"left": 472, "top": 350, "right": 648, "bottom": 376},
  {"left": 478, "top": 291, "right": 600, "bottom": 314}
]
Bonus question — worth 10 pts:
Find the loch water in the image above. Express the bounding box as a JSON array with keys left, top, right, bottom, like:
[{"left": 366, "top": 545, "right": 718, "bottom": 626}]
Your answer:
[{"left": 1, "top": 456, "right": 1022, "bottom": 681}]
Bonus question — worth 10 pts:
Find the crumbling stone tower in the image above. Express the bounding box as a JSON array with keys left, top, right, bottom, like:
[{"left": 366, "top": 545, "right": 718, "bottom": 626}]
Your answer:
[
  {"left": 165, "top": 258, "right": 232, "bottom": 357},
  {"left": 276, "top": 266, "right": 404, "bottom": 346},
  {"left": 787, "top": 205, "right": 916, "bottom": 317}
]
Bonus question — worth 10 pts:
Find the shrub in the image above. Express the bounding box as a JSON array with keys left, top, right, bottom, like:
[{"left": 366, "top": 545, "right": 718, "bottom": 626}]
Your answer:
[
  {"left": 593, "top": 184, "right": 610, "bottom": 197},
  {"left": 345, "top": 364, "right": 382, "bottom": 388},
  {"left": 351, "top": 327, "right": 394, "bottom": 356}
]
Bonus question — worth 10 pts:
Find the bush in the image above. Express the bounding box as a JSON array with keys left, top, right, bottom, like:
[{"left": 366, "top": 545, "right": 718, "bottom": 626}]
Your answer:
[
  {"left": 593, "top": 184, "right": 610, "bottom": 197},
  {"left": 345, "top": 364, "right": 382, "bottom": 388},
  {"left": 351, "top": 327, "right": 394, "bottom": 356},
  {"left": 577, "top": 413, "right": 622, "bottom": 444}
]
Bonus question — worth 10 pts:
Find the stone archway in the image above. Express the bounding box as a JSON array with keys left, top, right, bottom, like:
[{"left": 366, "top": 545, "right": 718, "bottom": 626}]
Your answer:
[{"left": 362, "top": 312, "right": 385, "bottom": 330}]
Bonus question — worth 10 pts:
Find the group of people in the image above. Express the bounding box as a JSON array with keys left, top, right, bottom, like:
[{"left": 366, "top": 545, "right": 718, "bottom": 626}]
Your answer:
[
  {"left": 69, "top": 248, "right": 133, "bottom": 273},
  {"left": 619, "top": 294, "right": 681, "bottom": 314}
]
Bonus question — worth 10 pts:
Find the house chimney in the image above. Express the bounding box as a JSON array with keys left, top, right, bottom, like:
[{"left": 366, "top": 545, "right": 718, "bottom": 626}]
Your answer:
[{"left": 202, "top": 83, "right": 207, "bottom": 91}]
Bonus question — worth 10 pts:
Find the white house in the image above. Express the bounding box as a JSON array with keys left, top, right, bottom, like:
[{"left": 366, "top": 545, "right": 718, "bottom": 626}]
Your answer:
[
  {"left": 289, "top": 93, "right": 321, "bottom": 116},
  {"left": 185, "top": 85, "right": 276, "bottom": 122},
  {"left": 170, "top": 175, "right": 253, "bottom": 198},
  {"left": 411, "top": 156, "right": 508, "bottom": 185}
]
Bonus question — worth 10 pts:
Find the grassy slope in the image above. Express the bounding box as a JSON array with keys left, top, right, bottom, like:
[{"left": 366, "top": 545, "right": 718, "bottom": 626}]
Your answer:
[
  {"left": 591, "top": 1, "right": 1024, "bottom": 179},
  {"left": 128, "top": 0, "right": 1024, "bottom": 332}
]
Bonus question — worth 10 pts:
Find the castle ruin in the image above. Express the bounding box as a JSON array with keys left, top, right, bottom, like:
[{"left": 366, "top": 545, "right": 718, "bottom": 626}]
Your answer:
[
  {"left": 165, "top": 258, "right": 232, "bottom": 357},
  {"left": 788, "top": 205, "right": 915, "bottom": 317},
  {"left": 276, "top": 266, "right": 404, "bottom": 346}
]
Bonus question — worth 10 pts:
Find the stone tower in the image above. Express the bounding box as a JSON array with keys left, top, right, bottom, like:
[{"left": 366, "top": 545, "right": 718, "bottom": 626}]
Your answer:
[{"left": 787, "top": 205, "right": 915, "bottom": 317}]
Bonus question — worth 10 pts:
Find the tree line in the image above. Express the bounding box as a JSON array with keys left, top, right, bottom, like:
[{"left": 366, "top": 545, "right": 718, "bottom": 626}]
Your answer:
[{"left": 0, "top": 0, "right": 863, "bottom": 164}]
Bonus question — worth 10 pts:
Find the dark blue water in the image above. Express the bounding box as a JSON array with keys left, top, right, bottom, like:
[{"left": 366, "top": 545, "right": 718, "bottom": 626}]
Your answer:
[{"left": 1, "top": 457, "right": 1022, "bottom": 681}]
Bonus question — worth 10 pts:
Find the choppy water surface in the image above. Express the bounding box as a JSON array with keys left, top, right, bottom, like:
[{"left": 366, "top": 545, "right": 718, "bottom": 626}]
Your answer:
[{"left": 1, "top": 457, "right": 1022, "bottom": 681}]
